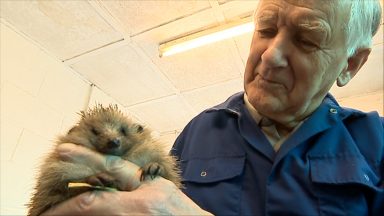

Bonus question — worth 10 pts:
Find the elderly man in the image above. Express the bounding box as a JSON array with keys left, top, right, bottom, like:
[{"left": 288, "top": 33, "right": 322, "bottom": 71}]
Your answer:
[{"left": 43, "top": 0, "right": 383, "bottom": 215}]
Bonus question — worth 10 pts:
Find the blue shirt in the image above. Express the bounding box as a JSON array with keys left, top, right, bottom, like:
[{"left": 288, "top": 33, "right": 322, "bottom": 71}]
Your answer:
[{"left": 171, "top": 92, "right": 384, "bottom": 216}]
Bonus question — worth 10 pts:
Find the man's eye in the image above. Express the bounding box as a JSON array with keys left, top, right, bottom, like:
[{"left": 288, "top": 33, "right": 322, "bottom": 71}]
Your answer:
[
  {"left": 257, "top": 29, "right": 277, "bottom": 38},
  {"left": 300, "top": 40, "right": 315, "bottom": 46},
  {"left": 298, "top": 38, "right": 319, "bottom": 51}
]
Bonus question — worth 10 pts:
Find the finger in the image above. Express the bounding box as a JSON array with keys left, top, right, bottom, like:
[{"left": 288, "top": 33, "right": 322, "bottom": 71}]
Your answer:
[
  {"left": 41, "top": 192, "right": 95, "bottom": 215},
  {"left": 41, "top": 191, "right": 121, "bottom": 216},
  {"left": 104, "top": 155, "right": 142, "bottom": 190},
  {"left": 119, "top": 178, "right": 213, "bottom": 216},
  {"left": 57, "top": 143, "right": 105, "bottom": 171},
  {"left": 57, "top": 143, "right": 142, "bottom": 190}
]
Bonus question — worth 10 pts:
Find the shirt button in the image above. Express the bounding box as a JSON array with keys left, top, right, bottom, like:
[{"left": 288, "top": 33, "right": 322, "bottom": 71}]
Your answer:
[
  {"left": 329, "top": 108, "right": 338, "bottom": 114},
  {"left": 363, "top": 174, "right": 370, "bottom": 182},
  {"left": 200, "top": 171, "right": 207, "bottom": 177}
]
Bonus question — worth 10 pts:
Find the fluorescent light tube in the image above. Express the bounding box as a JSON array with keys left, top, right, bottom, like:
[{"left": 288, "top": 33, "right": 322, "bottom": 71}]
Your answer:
[{"left": 159, "top": 17, "right": 254, "bottom": 57}]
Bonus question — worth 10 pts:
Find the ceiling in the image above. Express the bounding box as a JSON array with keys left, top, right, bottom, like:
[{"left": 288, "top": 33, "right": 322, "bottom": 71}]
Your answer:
[{"left": 1, "top": 0, "right": 383, "bottom": 138}]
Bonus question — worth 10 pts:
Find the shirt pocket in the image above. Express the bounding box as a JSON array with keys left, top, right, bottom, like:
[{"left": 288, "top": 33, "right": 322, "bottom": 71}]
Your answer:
[
  {"left": 181, "top": 156, "right": 245, "bottom": 216},
  {"left": 309, "top": 155, "right": 381, "bottom": 216}
]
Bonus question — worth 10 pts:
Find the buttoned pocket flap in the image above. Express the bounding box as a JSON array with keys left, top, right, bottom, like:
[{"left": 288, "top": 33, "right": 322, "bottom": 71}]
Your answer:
[
  {"left": 181, "top": 156, "right": 245, "bottom": 183},
  {"left": 310, "top": 155, "right": 381, "bottom": 191}
]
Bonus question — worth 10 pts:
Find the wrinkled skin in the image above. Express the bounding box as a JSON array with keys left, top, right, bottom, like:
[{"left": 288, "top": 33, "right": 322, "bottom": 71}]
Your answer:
[{"left": 244, "top": 0, "right": 369, "bottom": 129}]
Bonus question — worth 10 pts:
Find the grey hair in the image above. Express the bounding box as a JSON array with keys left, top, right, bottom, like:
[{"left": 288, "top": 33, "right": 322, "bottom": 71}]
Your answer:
[
  {"left": 253, "top": 0, "right": 382, "bottom": 57},
  {"left": 342, "top": 0, "right": 382, "bottom": 56}
]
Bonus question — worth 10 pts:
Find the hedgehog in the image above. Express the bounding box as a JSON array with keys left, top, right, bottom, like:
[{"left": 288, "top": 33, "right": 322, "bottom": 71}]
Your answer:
[{"left": 27, "top": 104, "right": 181, "bottom": 216}]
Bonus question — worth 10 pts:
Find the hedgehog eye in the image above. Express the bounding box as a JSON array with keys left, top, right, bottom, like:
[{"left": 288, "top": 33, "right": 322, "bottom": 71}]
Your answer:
[
  {"left": 91, "top": 127, "right": 100, "bottom": 136},
  {"left": 120, "top": 127, "right": 127, "bottom": 136}
]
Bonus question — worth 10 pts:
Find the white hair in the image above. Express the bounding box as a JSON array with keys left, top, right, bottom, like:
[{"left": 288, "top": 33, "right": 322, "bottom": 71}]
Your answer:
[
  {"left": 341, "top": 0, "right": 382, "bottom": 56},
  {"left": 253, "top": 0, "right": 382, "bottom": 57}
]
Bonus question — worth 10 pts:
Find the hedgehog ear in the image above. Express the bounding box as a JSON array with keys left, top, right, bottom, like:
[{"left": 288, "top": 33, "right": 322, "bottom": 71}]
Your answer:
[{"left": 134, "top": 124, "right": 144, "bottom": 133}]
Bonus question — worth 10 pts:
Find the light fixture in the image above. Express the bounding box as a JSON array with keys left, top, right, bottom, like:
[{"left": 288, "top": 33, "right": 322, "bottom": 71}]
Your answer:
[{"left": 159, "top": 16, "right": 254, "bottom": 57}]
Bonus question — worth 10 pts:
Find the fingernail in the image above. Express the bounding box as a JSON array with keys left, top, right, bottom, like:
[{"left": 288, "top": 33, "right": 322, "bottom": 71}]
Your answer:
[
  {"left": 57, "top": 145, "right": 73, "bottom": 160},
  {"left": 106, "top": 156, "right": 125, "bottom": 170},
  {"left": 82, "top": 192, "right": 96, "bottom": 205},
  {"left": 57, "top": 143, "right": 73, "bottom": 153}
]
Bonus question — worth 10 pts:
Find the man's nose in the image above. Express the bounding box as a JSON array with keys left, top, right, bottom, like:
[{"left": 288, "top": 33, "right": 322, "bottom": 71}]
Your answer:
[{"left": 261, "top": 36, "right": 289, "bottom": 68}]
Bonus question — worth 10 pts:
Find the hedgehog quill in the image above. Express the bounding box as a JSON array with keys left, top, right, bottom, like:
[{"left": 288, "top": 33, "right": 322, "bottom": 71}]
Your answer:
[{"left": 27, "top": 104, "right": 181, "bottom": 216}]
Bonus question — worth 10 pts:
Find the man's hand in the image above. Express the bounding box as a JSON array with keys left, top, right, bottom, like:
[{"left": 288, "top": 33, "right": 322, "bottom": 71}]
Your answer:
[
  {"left": 41, "top": 143, "right": 212, "bottom": 215},
  {"left": 56, "top": 143, "right": 142, "bottom": 191},
  {"left": 41, "top": 177, "right": 211, "bottom": 215}
]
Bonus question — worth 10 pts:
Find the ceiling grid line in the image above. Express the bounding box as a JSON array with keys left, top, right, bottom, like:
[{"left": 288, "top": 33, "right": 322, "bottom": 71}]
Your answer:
[
  {"left": 130, "top": 6, "right": 212, "bottom": 38},
  {"left": 128, "top": 42, "right": 180, "bottom": 95},
  {"left": 86, "top": 0, "right": 193, "bottom": 113},
  {"left": 62, "top": 38, "right": 125, "bottom": 63},
  {"left": 208, "top": 0, "right": 226, "bottom": 24},
  {"left": 63, "top": 38, "right": 128, "bottom": 65},
  {"left": 87, "top": 0, "right": 131, "bottom": 38},
  {"left": 0, "top": 18, "right": 60, "bottom": 66},
  {"left": 9, "top": 128, "right": 25, "bottom": 162}
]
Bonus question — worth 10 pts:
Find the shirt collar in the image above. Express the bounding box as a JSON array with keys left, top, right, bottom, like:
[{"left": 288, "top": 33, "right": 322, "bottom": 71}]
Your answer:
[{"left": 206, "top": 91, "right": 364, "bottom": 121}]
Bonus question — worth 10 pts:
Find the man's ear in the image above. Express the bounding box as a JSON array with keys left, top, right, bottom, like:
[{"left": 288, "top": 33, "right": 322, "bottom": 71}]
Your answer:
[{"left": 337, "top": 48, "right": 371, "bottom": 87}]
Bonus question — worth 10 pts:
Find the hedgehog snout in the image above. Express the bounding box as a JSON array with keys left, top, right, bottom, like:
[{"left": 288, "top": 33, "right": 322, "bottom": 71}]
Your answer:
[{"left": 107, "top": 138, "right": 121, "bottom": 149}]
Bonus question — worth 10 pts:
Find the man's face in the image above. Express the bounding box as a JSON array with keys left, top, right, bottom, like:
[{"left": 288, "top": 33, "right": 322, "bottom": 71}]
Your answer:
[{"left": 244, "top": 0, "right": 349, "bottom": 126}]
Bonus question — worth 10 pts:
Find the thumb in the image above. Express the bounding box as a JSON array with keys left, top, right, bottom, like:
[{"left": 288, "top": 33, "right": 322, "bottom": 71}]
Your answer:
[
  {"left": 41, "top": 192, "right": 96, "bottom": 215},
  {"left": 57, "top": 143, "right": 142, "bottom": 191},
  {"left": 105, "top": 155, "right": 142, "bottom": 191}
]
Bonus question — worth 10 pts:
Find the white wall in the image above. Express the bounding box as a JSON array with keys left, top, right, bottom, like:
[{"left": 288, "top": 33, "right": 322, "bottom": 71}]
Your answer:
[
  {"left": 0, "top": 22, "right": 126, "bottom": 215},
  {"left": 338, "top": 91, "right": 383, "bottom": 115}
]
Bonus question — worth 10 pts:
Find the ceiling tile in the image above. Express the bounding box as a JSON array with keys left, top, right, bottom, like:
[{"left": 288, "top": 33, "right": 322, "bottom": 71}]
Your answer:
[
  {"left": 132, "top": 7, "right": 219, "bottom": 47},
  {"left": 131, "top": 6, "right": 249, "bottom": 92},
  {"left": 37, "top": 63, "right": 90, "bottom": 117},
  {"left": 218, "top": 0, "right": 232, "bottom": 5},
  {"left": 88, "top": 85, "right": 126, "bottom": 109},
  {"left": 233, "top": 32, "right": 253, "bottom": 67},
  {"left": 13, "top": 128, "right": 53, "bottom": 163},
  {"left": 100, "top": 0, "right": 211, "bottom": 35},
  {"left": 0, "top": 120, "right": 23, "bottom": 161},
  {"left": 182, "top": 78, "right": 244, "bottom": 113},
  {"left": 220, "top": 0, "right": 259, "bottom": 20},
  {"left": 70, "top": 44, "right": 176, "bottom": 106},
  {"left": 152, "top": 41, "right": 244, "bottom": 92},
  {"left": 1, "top": 22, "right": 47, "bottom": 97},
  {"left": 1, "top": 82, "right": 39, "bottom": 129},
  {"left": 134, "top": 36, "right": 245, "bottom": 92},
  {"left": 126, "top": 95, "right": 196, "bottom": 133},
  {"left": 0, "top": 0, "right": 122, "bottom": 60},
  {"left": 157, "top": 132, "right": 180, "bottom": 151}
]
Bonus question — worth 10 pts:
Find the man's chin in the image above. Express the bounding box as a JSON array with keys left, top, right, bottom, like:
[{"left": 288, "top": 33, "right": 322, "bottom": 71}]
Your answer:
[{"left": 252, "top": 98, "right": 282, "bottom": 115}]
